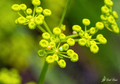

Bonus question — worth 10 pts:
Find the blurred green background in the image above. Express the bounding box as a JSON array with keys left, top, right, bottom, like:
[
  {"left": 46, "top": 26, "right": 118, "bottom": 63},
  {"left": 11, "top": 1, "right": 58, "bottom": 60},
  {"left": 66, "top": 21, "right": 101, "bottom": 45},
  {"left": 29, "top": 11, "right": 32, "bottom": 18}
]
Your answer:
[{"left": 0, "top": 0, "right": 120, "bottom": 84}]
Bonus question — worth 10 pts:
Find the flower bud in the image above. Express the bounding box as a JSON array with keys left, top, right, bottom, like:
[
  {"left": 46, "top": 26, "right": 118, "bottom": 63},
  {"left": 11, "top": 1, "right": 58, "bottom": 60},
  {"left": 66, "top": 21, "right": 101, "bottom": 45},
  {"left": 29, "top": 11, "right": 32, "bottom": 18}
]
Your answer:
[
  {"left": 90, "top": 44, "right": 99, "bottom": 53},
  {"left": 72, "top": 25, "right": 81, "bottom": 32},
  {"left": 58, "top": 59, "right": 66, "bottom": 68},
  {"left": 89, "top": 27, "right": 96, "bottom": 34},
  {"left": 43, "top": 9, "right": 52, "bottom": 16},
  {"left": 28, "top": 22, "right": 36, "bottom": 29},
  {"left": 39, "top": 39, "right": 49, "bottom": 47},
  {"left": 82, "top": 18, "right": 90, "bottom": 26},
  {"left": 20, "top": 4, "right": 27, "bottom": 11},
  {"left": 63, "top": 43, "right": 69, "bottom": 51},
  {"left": 26, "top": 8, "right": 32, "bottom": 15},
  {"left": 11, "top": 4, "right": 20, "bottom": 12},
  {"left": 38, "top": 50, "right": 46, "bottom": 57},
  {"left": 95, "top": 22, "right": 104, "bottom": 30},
  {"left": 67, "top": 38, "right": 75, "bottom": 46},
  {"left": 59, "top": 33, "right": 66, "bottom": 40},
  {"left": 78, "top": 38, "right": 86, "bottom": 46},
  {"left": 36, "top": 7, "right": 43, "bottom": 14},
  {"left": 70, "top": 53, "right": 79, "bottom": 62},
  {"left": 32, "top": 0, "right": 41, "bottom": 6},
  {"left": 53, "top": 27, "right": 61, "bottom": 35},
  {"left": 46, "top": 56, "right": 54, "bottom": 63}
]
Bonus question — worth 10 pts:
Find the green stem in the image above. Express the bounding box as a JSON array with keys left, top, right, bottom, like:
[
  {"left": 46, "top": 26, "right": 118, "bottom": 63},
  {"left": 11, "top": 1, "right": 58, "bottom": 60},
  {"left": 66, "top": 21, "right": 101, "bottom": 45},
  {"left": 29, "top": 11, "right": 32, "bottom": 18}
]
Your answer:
[
  {"left": 66, "top": 34, "right": 79, "bottom": 38},
  {"left": 47, "top": 52, "right": 54, "bottom": 54},
  {"left": 58, "top": 0, "right": 71, "bottom": 28},
  {"left": 33, "top": 6, "right": 37, "bottom": 17},
  {"left": 92, "top": 39, "right": 97, "bottom": 40},
  {"left": 37, "top": 25, "right": 46, "bottom": 33},
  {"left": 58, "top": 53, "right": 70, "bottom": 58},
  {"left": 106, "top": 26, "right": 113, "bottom": 32},
  {"left": 43, "top": 21, "right": 53, "bottom": 35},
  {"left": 90, "top": 28, "right": 99, "bottom": 37},
  {"left": 17, "top": 12, "right": 23, "bottom": 17},
  {"left": 57, "top": 42, "right": 61, "bottom": 49},
  {"left": 74, "top": 39, "right": 79, "bottom": 42},
  {"left": 102, "top": 21, "right": 113, "bottom": 32},
  {"left": 37, "top": 61, "right": 49, "bottom": 84},
  {"left": 96, "top": 42, "right": 100, "bottom": 44},
  {"left": 85, "top": 26, "right": 87, "bottom": 32},
  {"left": 60, "top": 40, "right": 67, "bottom": 42},
  {"left": 24, "top": 10, "right": 27, "bottom": 16},
  {"left": 59, "top": 52, "right": 67, "bottom": 54}
]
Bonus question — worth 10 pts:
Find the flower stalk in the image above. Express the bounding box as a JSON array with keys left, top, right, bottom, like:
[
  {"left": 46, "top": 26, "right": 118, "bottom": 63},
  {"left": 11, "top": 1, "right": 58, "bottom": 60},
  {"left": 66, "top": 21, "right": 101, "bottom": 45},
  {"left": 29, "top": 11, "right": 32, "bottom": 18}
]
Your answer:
[
  {"left": 37, "top": 61, "right": 49, "bottom": 84},
  {"left": 58, "top": 0, "right": 71, "bottom": 28}
]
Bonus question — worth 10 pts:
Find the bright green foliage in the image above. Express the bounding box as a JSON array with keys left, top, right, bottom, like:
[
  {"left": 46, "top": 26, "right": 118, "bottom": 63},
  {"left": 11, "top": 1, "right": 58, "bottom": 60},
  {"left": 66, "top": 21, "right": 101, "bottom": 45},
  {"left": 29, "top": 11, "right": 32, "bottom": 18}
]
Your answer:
[
  {"left": 69, "top": 0, "right": 119, "bottom": 53},
  {"left": 100, "top": 0, "right": 119, "bottom": 33},
  {"left": 37, "top": 27, "right": 78, "bottom": 68},
  {"left": 11, "top": 0, "right": 119, "bottom": 69},
  {"left": 0, "top": 68, "right": 21, "bottom": 84},
  {"left": 72, "top": 18, "right": 108, "bottom": 53},
  {"left": 11, "top": 0, "right": 51, "bottom": 30}
]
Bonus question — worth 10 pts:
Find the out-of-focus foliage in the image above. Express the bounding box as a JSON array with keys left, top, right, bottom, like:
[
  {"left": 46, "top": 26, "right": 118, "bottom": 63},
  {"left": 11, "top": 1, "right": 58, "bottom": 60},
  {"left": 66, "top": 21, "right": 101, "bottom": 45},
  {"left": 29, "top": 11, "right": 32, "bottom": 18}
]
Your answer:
[
  {"left": 0, "top": 68, "right": 21, "bottom": 84},
  {"left": 0, "top": 0, "right": 38, "bottom": 70}
]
